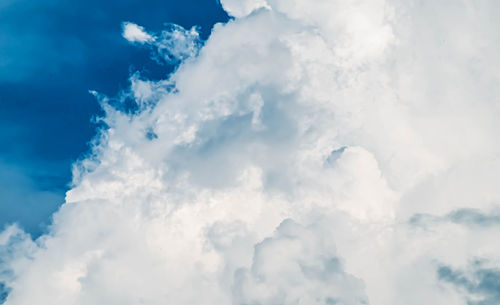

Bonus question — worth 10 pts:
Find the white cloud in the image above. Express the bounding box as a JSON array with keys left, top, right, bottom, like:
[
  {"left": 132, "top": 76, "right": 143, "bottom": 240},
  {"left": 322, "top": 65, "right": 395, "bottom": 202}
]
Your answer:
[
  {"left": 3, "top": 1, "right": 500, "bottom": 304},
  {"left": 233, "top": 219, "right": 369, "bottom": 305},
  {"left": 122, "top": 22, "right": 154, "bottom": 44},
  {"left": 152, "top": 24, "right": 201, "bottom": 64},
  {"left": 219, "top": 0, "right": 269, "bottom": 18},
  {"left": 122, "top": 22, "right": 201, "bottom": 65}
]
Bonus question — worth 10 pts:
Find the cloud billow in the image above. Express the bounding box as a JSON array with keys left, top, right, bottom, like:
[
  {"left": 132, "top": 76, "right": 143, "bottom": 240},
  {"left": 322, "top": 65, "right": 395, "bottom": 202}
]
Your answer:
[
  {"left": 2, "top": 0, "right": 500, "bottom": 304},
  {"left": 438, "top": 262, "right": 500, "bottom": 305}
]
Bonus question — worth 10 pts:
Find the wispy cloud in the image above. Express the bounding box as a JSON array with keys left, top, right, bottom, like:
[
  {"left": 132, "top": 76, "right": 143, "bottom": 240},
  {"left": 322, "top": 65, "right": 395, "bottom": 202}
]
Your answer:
[{"left": 122, "top": 22, "right": 202, "bottom": 65}]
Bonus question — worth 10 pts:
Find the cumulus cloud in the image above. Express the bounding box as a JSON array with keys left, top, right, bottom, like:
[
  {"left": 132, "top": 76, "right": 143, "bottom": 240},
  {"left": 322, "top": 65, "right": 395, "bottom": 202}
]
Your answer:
[
  {"left": 233, "top": 219, "right": 369, "bottom": 305},
  {"left": 2, "top": 0, "right": 500, "bottom": 304}
]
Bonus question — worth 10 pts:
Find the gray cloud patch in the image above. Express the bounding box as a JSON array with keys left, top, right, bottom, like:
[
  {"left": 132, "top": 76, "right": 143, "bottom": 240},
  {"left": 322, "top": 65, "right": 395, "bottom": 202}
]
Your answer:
[
  {"left": 438, "top": 262, "right": 500, "bottom": 305},
  {"left": 410, "top": 208, "right": 500, "bottom": 228},
  {"left": 0, "top": 283, "right": 8, "bottom": 305}
]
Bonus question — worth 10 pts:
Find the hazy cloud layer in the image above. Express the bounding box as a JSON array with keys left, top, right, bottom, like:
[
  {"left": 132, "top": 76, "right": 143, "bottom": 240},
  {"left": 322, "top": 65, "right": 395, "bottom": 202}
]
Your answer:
[{"left": 2, "top": 0, "right": 500, "bottom": 304}]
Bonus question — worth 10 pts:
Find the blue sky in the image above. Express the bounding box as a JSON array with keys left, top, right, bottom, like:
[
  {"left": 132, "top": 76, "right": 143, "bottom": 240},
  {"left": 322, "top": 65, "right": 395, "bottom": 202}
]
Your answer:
[{"left": 0, "top": 0, "right": 228, "bottom": 237}]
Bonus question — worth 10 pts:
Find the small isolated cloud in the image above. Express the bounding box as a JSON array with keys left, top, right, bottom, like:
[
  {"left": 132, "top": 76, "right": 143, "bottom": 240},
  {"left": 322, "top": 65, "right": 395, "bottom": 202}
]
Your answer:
[{"left": 122, "top": 22, "right": 154, "bottom": 44}]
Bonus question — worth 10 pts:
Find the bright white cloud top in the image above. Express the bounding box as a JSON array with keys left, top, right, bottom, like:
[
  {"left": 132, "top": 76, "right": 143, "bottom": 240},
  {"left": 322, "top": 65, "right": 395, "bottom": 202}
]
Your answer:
[
  {"left": 122, "top": 22, "right": 154, "bottom": 44},
  {"left": 2, "top": 0, "right": 500, "bottom": 304}
]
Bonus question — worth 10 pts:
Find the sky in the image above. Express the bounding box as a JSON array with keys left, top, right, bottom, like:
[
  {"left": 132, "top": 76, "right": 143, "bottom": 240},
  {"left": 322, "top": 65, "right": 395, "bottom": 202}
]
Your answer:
[
  {"left": 1, "top": 0, "right": 500, "bottom": 304},
  {"left": 0, "top": 0, "right": 229, "bottom": 236}
]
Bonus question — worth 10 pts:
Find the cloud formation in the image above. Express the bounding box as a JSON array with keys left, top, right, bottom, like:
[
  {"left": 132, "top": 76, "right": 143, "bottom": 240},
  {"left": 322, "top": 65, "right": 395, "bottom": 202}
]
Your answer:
[
  {"left": 2, "top": 0, "right": 500, "bottom": 304},
  {"left": 122, "top": 22, "right": 201, "bottom": 64},
  {"left": 438, "top": 261, "right": 500, "bottom": 305}
]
